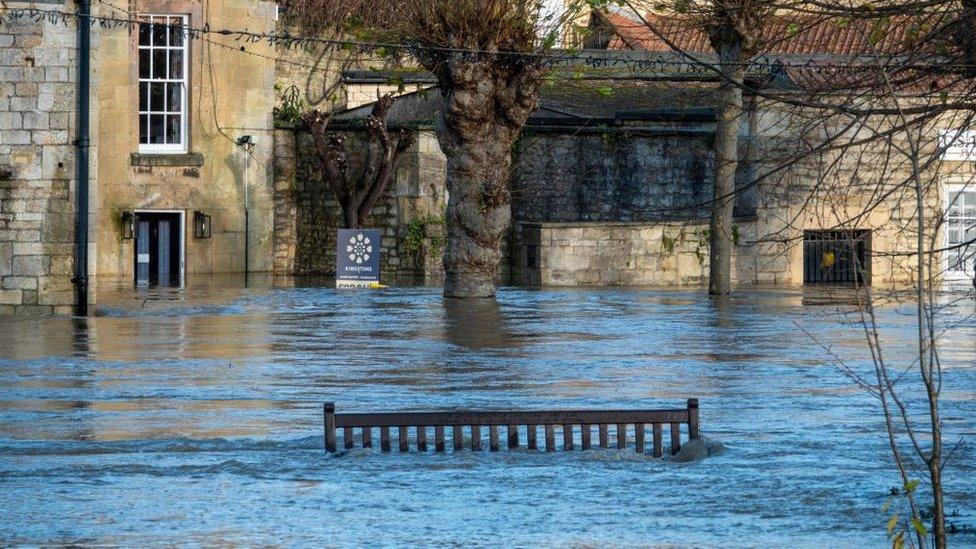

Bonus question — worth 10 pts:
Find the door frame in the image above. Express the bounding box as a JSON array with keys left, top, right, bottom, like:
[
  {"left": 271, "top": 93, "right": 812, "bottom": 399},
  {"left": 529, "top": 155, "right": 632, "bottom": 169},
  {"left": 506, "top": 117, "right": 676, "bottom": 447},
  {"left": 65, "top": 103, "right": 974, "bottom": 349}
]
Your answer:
[{"left": 134, "top": 209, "right": 186, "bottom": 286}]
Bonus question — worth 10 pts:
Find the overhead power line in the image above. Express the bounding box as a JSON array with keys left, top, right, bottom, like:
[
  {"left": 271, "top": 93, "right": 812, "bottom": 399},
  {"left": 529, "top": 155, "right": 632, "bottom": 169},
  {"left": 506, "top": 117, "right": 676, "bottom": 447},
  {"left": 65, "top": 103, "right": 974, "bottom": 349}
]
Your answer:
[{"left": 2, "top": 5, "right": 974, "bottom": 74}]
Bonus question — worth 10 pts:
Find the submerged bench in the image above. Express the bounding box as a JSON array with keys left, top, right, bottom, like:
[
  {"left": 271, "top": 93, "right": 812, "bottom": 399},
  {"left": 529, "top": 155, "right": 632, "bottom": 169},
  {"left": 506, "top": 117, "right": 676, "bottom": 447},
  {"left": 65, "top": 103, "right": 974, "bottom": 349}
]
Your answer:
[{"left": 324, "top": 399, "right": 700, "bottom": 457}]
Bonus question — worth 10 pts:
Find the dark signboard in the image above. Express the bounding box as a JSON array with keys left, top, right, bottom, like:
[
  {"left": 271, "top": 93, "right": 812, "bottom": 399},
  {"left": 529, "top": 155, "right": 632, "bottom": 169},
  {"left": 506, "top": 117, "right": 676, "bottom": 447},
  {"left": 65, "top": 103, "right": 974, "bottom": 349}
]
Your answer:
[{"left": 336, "top": 228, "right": 381, "bottom": 288}]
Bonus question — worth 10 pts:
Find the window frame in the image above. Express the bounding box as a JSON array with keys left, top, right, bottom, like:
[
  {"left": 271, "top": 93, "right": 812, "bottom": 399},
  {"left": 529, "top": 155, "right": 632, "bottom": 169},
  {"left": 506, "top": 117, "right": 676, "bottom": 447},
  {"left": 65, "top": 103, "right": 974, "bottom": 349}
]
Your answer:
[
  {"left": 137, "top": 13, "right": 189, "bottom": 154},
  {"left": 944, "top": 182, "right": 976, "bottom": 280}
]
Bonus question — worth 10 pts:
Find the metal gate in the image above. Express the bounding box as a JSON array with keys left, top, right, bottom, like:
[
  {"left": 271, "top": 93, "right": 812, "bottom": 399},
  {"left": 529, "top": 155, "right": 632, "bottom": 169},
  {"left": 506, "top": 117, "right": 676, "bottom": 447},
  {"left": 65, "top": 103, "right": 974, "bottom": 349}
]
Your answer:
[{"left": 803, "top": 230, "right": 872, "bottom": 285}]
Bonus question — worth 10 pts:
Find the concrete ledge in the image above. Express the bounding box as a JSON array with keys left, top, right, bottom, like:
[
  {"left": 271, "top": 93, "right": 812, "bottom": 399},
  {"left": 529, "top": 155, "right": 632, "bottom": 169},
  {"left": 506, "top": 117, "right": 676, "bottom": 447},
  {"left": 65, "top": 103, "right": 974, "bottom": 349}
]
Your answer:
[{"left": 130, "top": 152, "right": 205, "bottom": 167}]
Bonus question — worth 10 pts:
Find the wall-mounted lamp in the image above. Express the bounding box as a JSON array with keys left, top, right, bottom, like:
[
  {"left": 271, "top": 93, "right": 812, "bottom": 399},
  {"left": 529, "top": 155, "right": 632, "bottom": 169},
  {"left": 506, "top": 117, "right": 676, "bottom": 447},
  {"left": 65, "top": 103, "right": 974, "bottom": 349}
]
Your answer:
[
  {"left": 193, "top": 210, "right": 212, "bottom": 239},
  {"left": 236, "top": 135, "right": 253, "bottom": 146},
  {"left": 121, "top": 211, "right": 134, "bottom": 240}
]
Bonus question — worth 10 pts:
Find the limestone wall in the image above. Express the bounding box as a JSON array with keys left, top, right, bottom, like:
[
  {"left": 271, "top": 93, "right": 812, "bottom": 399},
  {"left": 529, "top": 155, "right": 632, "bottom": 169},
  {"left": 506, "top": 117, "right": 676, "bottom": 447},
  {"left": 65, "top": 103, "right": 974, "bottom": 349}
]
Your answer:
[
  {"left": 273, "top": 128, "right": 446, "bottom": 280},
  {"left": 514, "top": 221, "right": 756, "bottom": 287},
  {"left": 0, "top": 11, "right": 82, "bottom": 315},
  {"left": 512, "top": 129, "right": 755, "bottom": 223},
  {"left": 93, "top": 0, "right": 278, "bottom": 281}
]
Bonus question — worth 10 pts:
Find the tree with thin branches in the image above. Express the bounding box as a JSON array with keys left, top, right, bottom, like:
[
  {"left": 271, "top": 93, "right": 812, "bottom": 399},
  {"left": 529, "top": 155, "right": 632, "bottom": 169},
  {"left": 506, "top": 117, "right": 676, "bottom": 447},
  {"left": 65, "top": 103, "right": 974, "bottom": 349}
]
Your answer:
[{"left": 302, "top": 93, "right": 415, "bottom": 229}]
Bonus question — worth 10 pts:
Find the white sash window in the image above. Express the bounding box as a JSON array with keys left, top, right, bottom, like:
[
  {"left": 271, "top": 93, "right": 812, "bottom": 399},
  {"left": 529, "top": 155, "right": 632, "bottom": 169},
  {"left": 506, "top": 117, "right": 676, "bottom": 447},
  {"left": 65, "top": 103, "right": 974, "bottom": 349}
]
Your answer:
[
  {"left": 138, "top": 14, "right": 188, "bottom": 153},
  {"left": 946, "top": 183, "right": 976, "bottom": 279}
]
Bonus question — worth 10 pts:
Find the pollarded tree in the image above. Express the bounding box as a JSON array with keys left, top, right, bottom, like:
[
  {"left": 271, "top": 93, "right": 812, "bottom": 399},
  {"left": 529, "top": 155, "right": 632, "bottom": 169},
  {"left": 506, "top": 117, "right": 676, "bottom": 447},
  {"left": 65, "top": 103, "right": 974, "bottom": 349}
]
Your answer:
[
  {"left": 302, "top": 93, "right": 415, "bottom": 229},
  {"left": 395, "top": 1, "right": 571, "bottom": 298},
  {"left": 284, "top": 0, "right": 581, "bottom": 298}
]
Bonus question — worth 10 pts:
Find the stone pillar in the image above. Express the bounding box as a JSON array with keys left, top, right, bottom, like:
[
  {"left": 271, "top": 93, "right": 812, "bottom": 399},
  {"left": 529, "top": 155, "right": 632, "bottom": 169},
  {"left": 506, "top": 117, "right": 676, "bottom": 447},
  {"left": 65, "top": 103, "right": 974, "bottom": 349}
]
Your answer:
[{"left": 272, "top": 128, "right": 298, "bottom": 275}]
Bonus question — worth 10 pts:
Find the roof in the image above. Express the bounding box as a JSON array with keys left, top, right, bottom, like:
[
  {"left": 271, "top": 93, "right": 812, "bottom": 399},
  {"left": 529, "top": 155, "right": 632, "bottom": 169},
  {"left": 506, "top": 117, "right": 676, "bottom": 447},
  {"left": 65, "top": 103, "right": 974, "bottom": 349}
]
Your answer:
[
  {"left": 331, "top": 80, "right": 721, "bottom": 128},
  {"left": 591, "top": 10, "right": 924, "bottom": 56}
]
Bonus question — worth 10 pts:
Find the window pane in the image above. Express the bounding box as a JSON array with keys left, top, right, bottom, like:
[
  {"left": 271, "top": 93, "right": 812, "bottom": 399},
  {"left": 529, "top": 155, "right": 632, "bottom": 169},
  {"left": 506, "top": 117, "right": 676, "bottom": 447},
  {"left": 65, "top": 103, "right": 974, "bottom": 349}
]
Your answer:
[
  {"left": 152, "top": 21, "right": 167, "bottom": 47},
  {"left": 966, "top": 191, "right": 976, "bottom": 206},
  {"left": 150, "top": 114, "right": 166, "bottom": 144},
  {"left": 168, "top": 50, "right": 183, "bottom": 79},
  {"left": 139, "top": 82, "right": 148, "bottom": 112},
  {"left": 166, "top": 115, "right": 182, "bottom": 144},
  {"left": 149, "top": 82, "right": 164, "bottom": 112},
  {"left": 139, "top": 22, "right": 152, "bottom": 46},
  {"left": 152, "top": 49, "right": 167, "bottom": 79},
  {"left": 139, "top": 49, "right": 151, "bottom": 79},
  {"left": 168, "top": 21, "right": 184, "bottom": 47},
  {"left": 140, "top": 114, "right": 149, "bottom": 144},
  {"left": 166, "top": 83, "right": 182, "bottom": 113}
]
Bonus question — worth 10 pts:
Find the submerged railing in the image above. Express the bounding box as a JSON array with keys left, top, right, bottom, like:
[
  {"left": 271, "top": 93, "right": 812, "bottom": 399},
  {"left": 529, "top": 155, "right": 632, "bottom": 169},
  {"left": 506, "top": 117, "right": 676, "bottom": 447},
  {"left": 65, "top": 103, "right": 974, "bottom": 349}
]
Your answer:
[{"left": 324, "top": 399, "right": 700, "bottom": 457}]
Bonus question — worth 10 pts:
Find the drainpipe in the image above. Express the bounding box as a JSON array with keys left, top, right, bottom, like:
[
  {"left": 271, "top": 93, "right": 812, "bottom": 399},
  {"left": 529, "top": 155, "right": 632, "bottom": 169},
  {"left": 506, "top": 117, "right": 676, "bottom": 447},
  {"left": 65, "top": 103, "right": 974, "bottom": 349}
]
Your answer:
[
  {"left": 73, "top": 0, "right": 92, "bottom": 316},
  {"left": 236, "top": 135, "right": 253, "bottom": 286}
]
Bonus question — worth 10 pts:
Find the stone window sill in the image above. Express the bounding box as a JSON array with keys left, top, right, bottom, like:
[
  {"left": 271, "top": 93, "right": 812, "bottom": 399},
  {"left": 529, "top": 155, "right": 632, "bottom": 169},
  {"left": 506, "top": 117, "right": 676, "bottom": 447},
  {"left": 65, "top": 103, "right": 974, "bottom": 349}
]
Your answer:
[{"left": 130, "top": 152, "right": 205, "bottom": 167}]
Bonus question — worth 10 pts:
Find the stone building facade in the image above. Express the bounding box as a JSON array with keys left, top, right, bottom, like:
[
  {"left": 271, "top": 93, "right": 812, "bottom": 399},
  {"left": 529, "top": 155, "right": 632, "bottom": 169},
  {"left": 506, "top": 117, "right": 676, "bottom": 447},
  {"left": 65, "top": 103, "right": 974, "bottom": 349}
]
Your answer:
[
  {"left": 4, "top": 3, "right": 974, "bottom": 317},
  {"left": 0, "top": 9, "right": 81, "bottom": 315},
  {"left": 93, "top": 0, "right": 278, "bottom": 283},
  {"left": 322, "top": 77, "right": 968, "bottom": 289},
  {"left": 3, "top": 0, "right": 279, "bottom": 317}
]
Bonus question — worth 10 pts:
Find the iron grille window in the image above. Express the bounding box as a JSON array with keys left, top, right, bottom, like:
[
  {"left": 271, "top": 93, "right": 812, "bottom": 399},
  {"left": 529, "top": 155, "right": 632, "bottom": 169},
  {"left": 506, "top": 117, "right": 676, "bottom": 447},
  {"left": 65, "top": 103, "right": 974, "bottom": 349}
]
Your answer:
[
  {"left": 138, "top": 14, "right": 188, "bottom": 153},
  {"left": 803, "top": 230, "right": 872, "bottom": 285}
]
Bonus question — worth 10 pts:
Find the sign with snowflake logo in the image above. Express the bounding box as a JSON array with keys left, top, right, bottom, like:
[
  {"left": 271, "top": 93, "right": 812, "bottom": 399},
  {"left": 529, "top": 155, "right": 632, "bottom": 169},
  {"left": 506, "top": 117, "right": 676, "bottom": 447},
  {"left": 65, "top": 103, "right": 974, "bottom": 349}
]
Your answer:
[{"left": 335, "top": 229, "right": 382, "bottom": 288}]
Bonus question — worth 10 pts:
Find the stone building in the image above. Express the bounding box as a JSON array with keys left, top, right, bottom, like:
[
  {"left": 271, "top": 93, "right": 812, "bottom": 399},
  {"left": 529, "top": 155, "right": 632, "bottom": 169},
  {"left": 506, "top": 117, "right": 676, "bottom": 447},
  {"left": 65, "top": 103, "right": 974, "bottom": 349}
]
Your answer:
[
  {"left": 3, "top": 2, "right": 974, "bottom": 317},
  {"left": 94, "top": 0, "right": 278, "bottom": 286},
  {"left": 1, "top": 7, "right": 80, "bottom": 315},
  {"left": 2, "top": 0, "right": 278, "bottom": 315},
  {"left": 315, "top": 68, "right": 973, "bottom": 289}
]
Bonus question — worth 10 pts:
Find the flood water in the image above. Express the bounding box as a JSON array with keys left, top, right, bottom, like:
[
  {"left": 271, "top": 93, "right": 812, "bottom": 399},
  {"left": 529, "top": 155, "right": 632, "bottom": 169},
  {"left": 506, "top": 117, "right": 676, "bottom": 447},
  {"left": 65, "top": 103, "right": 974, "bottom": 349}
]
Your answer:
[{"left": 1, "top": 279, "right": 975, "bottom": 547}]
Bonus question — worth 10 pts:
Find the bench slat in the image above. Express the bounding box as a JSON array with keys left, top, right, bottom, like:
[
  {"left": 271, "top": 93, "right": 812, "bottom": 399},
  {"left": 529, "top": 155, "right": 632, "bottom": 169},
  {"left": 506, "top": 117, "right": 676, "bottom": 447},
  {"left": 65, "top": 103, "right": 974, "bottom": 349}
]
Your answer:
[
  {"left": 334, "top": 409, "right": 689, "bottom": 428},
  {"left": 453, "top": 425, "right": 463, "bottom": 451},
  {"left": 435, "top": 426, "right": 445, "bottom": 452},
  {"left": 399, "top": 426, "right": 409, "bottom": 452},
  {"left": 471, "top": 425, "right": 481, "bottom": 450},
  {"left": 653, "top": 423, "right": 663, "bottom": 457}
]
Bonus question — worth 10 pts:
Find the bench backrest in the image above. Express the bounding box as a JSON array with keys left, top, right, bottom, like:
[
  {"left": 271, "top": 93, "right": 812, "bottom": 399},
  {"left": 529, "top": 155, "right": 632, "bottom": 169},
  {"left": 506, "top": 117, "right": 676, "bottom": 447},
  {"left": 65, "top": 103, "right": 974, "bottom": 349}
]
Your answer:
[{"left": 324, "top": 399, "right": 699, "bottom": 457}]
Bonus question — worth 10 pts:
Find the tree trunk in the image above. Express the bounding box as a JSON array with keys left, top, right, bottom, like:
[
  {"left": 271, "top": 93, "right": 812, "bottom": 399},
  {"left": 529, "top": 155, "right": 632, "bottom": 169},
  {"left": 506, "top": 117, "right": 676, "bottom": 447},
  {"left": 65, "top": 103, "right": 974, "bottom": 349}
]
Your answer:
[
  {"left": 709, "top": 58, "right": 746, "bottom": 296},
  {"left": 341, "top": 199, "right": 360, "bottom": 230},
  {"left": 435, "top": 62, "right": 541, "bottom": 298}
]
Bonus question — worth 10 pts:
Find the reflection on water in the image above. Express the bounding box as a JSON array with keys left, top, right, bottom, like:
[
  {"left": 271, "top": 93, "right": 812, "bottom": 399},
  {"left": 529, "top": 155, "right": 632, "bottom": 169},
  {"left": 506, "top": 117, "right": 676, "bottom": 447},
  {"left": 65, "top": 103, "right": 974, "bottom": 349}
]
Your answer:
[
  {"left": 443, "top": 298, "right": 517, "bottom": 349},
  {"left": 0, "top": 279, "right": 974, "bottom": 546}
]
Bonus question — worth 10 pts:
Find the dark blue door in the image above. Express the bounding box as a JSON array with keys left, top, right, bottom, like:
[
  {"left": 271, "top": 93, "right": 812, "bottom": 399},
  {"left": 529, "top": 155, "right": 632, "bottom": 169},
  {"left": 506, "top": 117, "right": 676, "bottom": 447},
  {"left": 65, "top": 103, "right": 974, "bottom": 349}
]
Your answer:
[{"left": 133, "top": 212, "right": 181, "bottom": 286}]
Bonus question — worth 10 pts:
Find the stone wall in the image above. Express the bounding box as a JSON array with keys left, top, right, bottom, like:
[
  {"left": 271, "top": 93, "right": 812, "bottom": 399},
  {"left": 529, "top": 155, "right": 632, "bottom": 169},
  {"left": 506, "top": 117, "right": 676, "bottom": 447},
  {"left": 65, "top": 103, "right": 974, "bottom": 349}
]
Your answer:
[
  {"left": 0, "top": 12, "right": 81, "bottom": 315},
  {"left": 514, "top": 220, "right": 756, "bottom": 286},
  {"left": 273, "top": 128, "right": 446, "bottom": 280},
  {"left": 512, "top": 129, "right": 755, "bottom": 223}
]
